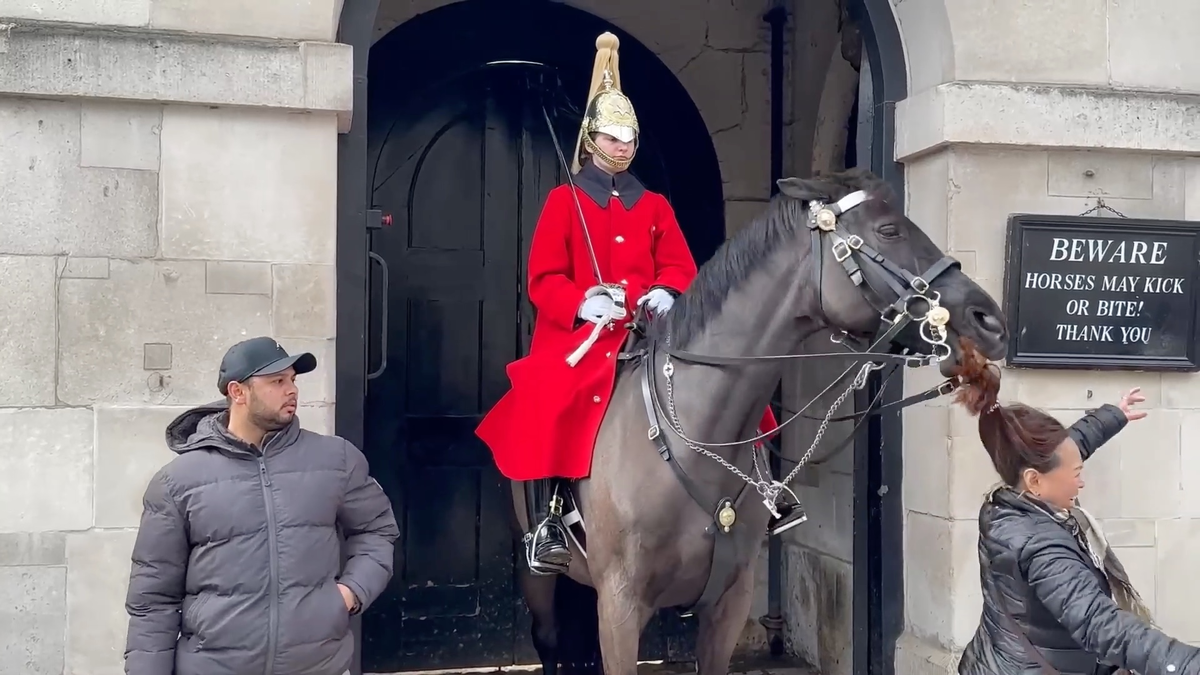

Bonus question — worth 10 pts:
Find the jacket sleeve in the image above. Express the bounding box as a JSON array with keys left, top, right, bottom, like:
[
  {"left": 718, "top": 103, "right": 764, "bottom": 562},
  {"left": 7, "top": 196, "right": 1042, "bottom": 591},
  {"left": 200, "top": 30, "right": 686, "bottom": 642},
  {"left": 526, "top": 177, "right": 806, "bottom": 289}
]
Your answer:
[
  {"left": 337, "top": 441, "right": 400, "bottom": 614},
  {"left": 528, "top": 189, "right": 588, "bottom": 330},
  {"left": 1024, "top": 534, "right": 1200, "bottom": 675},
  {"left": 1067, "top": 403, "right": 1127, "bottom": 461},
  {"left": 124, "top": 471, "right": 188, "bottom": 675},
  {"left": 649, "top": 197, "right": 698, "bottom": 294}
]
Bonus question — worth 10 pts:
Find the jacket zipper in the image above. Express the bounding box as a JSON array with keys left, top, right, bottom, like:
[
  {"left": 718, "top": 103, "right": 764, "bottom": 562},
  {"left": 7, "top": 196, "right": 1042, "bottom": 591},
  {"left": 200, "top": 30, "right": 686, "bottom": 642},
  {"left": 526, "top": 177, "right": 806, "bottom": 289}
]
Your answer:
[{"left": 259, "top": 454, "right": 280, "bottom": 675}]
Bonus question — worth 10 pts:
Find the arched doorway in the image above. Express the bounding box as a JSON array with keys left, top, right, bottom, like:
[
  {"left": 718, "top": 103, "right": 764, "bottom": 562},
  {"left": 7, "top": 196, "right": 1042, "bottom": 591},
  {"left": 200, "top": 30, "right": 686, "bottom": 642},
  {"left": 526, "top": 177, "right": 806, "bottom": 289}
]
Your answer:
[
  {"left": 353, "top": 2, "right": 724, "bottom": 672},
  {"left": 335, "top": 1, "right": 911, "bottom": 674}
]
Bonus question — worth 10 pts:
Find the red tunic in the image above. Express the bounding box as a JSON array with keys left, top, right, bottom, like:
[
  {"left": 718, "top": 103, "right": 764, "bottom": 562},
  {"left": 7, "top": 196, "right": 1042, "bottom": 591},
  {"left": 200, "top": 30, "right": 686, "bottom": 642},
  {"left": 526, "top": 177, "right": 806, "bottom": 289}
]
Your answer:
[{"left": 476, "top": 170, "right": 778, "bottom": 481}]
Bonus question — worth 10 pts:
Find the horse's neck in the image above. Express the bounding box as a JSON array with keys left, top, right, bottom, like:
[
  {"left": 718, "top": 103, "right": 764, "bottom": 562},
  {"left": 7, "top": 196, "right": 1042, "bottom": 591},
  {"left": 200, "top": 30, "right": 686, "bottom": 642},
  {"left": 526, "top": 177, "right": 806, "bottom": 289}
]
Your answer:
[{"left": 664, "top": 255, "right": 817, "bottom": 448}]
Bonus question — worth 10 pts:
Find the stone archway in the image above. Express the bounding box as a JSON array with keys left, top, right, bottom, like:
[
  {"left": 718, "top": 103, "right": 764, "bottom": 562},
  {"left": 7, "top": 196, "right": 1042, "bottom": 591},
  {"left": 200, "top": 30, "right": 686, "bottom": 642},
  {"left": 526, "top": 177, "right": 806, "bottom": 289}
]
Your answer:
[
  {"left": 348, "top": 1, "right": 728, "bottom": 672},
  {"left": 333, "top": 1, "right": 936, "bottom": 675}
]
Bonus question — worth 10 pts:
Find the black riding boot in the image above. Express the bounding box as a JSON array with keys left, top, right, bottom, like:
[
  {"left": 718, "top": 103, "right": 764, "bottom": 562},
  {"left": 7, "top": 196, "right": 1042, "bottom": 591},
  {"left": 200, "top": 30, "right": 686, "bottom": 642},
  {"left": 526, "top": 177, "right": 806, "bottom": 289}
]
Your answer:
[
  {"left": 524, "top": 478, "right": 572, "bottom": 575},
  {"left": 767, "top": 494, "right": 808, "bottom": 536}
]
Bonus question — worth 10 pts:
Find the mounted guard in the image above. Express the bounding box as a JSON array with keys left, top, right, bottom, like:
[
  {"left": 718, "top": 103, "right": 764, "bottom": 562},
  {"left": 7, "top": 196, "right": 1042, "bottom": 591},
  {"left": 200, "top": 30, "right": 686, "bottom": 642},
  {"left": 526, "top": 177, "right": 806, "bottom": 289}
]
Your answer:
[{"left": 475, "top": 32, "right": 784, "bottom": 577}]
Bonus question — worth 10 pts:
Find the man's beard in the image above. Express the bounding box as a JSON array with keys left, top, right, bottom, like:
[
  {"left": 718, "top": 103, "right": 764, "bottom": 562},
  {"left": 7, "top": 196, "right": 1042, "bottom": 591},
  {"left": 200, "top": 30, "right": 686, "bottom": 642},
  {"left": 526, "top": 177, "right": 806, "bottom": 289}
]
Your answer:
[{"left": 248, "top": 401, "right": 294, "bottom": 432}]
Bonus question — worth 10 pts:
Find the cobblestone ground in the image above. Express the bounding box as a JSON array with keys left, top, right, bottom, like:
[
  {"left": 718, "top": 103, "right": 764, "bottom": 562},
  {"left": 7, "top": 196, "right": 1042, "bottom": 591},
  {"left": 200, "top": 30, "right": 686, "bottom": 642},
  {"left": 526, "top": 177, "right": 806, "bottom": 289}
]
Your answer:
[{"left": 386, "top": 660, "right": 817, "bottom": 675}]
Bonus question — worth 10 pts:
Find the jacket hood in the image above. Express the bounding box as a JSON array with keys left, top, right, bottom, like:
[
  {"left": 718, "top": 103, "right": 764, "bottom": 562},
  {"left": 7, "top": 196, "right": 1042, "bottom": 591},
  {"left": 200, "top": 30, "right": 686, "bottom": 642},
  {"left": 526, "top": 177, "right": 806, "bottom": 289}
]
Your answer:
[
  {"left": 166, "top": 400, "right": 304, "bottom": 457},
  {"left": 166, "top": 400, "right": 246, "bottom": 456}
]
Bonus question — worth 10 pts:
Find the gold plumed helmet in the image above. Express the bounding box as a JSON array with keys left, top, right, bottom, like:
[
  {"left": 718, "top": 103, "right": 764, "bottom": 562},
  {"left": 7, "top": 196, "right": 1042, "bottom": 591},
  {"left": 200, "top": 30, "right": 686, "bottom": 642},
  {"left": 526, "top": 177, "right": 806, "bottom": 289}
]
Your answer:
[{"left": 571, "top": 32, "right": 640, "bottom": 174}]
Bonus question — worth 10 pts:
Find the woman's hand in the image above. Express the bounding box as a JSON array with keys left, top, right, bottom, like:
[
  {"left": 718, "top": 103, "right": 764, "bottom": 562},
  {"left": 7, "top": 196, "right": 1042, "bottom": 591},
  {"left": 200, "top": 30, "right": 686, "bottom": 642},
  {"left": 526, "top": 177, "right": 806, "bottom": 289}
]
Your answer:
[{"left": 1118, "top": 387, "right": 1147, "bottom": 422}]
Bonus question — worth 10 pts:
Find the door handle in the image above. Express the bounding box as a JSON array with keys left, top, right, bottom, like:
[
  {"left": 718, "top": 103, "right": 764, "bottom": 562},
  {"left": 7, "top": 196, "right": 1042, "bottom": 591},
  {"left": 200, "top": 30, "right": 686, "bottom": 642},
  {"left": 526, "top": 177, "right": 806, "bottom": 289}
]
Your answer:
[{"left": 367, "top": 251, "right": 389, "bottom": 380}]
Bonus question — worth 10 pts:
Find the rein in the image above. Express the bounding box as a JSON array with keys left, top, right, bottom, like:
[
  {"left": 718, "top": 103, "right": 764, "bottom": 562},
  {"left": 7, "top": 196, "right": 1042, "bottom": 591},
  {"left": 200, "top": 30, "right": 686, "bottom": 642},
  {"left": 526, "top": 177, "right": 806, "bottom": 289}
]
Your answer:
[{"left": 620, "top": 189, "right": 964, "bottom": 509}]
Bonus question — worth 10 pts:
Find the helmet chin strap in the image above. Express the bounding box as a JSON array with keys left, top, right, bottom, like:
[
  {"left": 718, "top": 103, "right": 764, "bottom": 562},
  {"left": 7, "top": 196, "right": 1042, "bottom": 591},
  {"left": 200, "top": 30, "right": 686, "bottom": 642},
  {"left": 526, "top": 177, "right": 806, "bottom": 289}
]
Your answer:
[{"left": 583, "top": 135, "right": 635, "bottom": 172}]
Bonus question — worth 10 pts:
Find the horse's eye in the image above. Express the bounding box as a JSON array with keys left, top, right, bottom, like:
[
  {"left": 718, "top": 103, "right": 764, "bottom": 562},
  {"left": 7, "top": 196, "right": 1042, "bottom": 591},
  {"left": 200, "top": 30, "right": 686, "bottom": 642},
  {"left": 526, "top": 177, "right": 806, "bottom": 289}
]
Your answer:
[{"left": 878, "top": 223, "right": 902, "bottom": 239}]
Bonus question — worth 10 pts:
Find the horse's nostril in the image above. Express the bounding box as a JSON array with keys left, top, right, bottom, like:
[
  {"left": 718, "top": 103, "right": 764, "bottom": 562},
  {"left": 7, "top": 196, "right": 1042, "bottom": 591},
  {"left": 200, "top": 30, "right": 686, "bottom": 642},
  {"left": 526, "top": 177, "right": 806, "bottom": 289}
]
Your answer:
[{"left": 972, "top": 309, "right": 1004, "bottom": 335}]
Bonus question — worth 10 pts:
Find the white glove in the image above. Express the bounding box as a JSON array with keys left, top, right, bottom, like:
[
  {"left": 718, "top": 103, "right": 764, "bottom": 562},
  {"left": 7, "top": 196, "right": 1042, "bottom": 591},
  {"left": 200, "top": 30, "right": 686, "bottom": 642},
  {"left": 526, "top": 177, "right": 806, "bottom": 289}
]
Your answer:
[
  {"left": 579, "top": 295, "right": 614, "bottom": 324},
  {"left": 637, "top": 288, "right": 675, "bottom": 315}
]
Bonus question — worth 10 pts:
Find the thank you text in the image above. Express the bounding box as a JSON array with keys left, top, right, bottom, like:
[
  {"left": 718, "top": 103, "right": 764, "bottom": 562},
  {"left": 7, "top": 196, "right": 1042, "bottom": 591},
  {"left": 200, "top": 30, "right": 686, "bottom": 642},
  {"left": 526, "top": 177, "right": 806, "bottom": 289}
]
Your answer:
[{"left": 1005, "top": 215, "right": 1200, "bottom": 370}]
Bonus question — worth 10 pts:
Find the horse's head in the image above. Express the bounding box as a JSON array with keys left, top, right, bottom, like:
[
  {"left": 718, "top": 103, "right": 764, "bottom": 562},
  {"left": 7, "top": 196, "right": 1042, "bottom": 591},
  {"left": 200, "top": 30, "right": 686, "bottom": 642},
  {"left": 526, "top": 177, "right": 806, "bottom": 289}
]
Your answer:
[{"left": 777, "top": 169, "right": 1007, "bottom": 376}]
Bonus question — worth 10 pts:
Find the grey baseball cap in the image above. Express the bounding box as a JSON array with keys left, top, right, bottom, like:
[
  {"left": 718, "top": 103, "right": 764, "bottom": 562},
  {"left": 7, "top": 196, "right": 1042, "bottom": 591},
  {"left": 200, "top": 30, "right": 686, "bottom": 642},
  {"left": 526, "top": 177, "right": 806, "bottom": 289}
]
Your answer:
[{"left": 217, "top": 337, "right": 317, "bottom": 395}]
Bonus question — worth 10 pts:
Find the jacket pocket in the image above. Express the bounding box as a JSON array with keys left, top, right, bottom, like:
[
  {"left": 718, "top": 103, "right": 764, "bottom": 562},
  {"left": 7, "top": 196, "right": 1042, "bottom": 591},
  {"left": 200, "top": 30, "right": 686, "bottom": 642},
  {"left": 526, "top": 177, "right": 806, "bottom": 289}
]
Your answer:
[
  {"left": 183, "top": 593, "right": 212, "bottom": 634},
  {"left": 328, "top": 583, "right": 351, "bottom": 635}
]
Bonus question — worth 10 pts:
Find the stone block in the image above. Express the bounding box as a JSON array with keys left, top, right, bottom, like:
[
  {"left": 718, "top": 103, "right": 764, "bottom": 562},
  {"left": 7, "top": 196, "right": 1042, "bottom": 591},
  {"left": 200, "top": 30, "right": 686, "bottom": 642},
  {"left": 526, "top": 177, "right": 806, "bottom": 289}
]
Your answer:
[
  {"left": 703, "top": 0, "right": 770, "bottom": 52},
  {"left": 59, "top": 257, "right": 111, "bottom": 280},
  {"left": 206, "top": 261, "right": 273, "bottom": 296},
  {"left": 713, "top": 122, "right": 772, "bottom": 202},
  {"left": 143, "top": 343, "right": 173, "bottom": 370},
  {"left": 896, "top": 84, "right": 1200, "bottom": 161},
  {"left": 1100, "top": 519, "right": 1156, "bottom": 548},
  {"left": 1117, "top": 410, "right": 1183, "bottom": 520},
  {"left": 1186, "top": 158, "right": 1200, "bottom": 221},
  {"left": 0, "top": 566, "right": 66, "bottom": 675},
  {"left": 302, "top": 41, "right": 355, "bottom": 116},
  {"left": 904, "top": 512, "right": 954, "bottom": 644},
  {"left": 785, "top": 472, "right": 853, "bottom": 563},
  {"left": 947, "top": 409, "right": 1001, "bottom": 520},
  {"left": 723, "top": 199, "right": 768, "bottom": 238},
  {"left": 891, "top": 0, "right": 955, "bottom": 95},
  {"left": 1109, "top": 0, "right": 1200, "bottom": 94},
  {"left": 159, "top": 106, "right": 338, "bottom": 265},
  {"left": 894, "top": 630, "right": 960, "bottom": 675},
  {"left": 948, "top": 518, "right": 983, "bottom": 647},
  {"left": 1010, "top": 369, "right": 1162, "bottom": 411},
  {"left": 1178, "top": 411, "right": 1200, "bottom": 518},
  {"left": 0, "top": 26, "right": 352, "bottom": 120},
  {"left": 0, "top": 256, "right": 57, "bottom": 407},
  {"left": 0, "top": 408, "right": 93, "bottom": 533},
  {"left": 903, "top": 406, "right": 950, "bottom": 519},
  {"left": 782, "top": 547, "right": 852, "bottom": 675},
  {"left": 1113, "top": 545, "right": 1158, "bottom": 616},
  {"left": 299, "top": 404, "right": 335, "bottom": 436},
  {"left": 0, "top": 98, "right": 158, "bottom": 258},
  {"left": 1047, "top": 150, "right": 1154, "bottom": 199},
  {"left": 903, "top": 515, "right": 982, "bottom": 649},
  {"left": 1075, "top": 423, "right": 1124, "bottom": 519},
  {"left": 0, "top": 0, "right": 150, "bottom": 26},
  {"left": 58, "top": 259, "right": 272, "bottom": 405},
  {"left": 580, "top": 0, "right": 708, "bottom": 74},
  {"left": 149, "top": 0, "right": 342, "bottom": 41},
  {"left": 66, "top": 530, "right": 138, "bottom": 675},
  {"left": 273, "top": 264, "right": 336, "bottom": 338},
  {"left": 676, "top": 49, "right": 746, "bottom": 136},
  {"left": 94, "top": 406, "right": 188, "bottom": 529},
  {"left": 80, "top": 101, "right": 162, "bottom": 171},
  {"left": 279, "top": 338, "right": 335, "bottom": 404},
  {"left": 1155, "top": 518, "right": 1200, "bottom": 642},
  {"left": 0, "top": 533, "right": 67, "bottom": 566},
  {"left": 944, "top": 0, "right": 1108, "bottom": 85}
]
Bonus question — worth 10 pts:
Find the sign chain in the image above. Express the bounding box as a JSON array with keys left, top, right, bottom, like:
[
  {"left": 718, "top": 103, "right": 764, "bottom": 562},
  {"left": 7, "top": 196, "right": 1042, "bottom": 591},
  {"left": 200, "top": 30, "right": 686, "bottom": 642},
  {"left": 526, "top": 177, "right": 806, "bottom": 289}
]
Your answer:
[{"left": 1079, "top": 196, "right": 1129, "bottom": 219}]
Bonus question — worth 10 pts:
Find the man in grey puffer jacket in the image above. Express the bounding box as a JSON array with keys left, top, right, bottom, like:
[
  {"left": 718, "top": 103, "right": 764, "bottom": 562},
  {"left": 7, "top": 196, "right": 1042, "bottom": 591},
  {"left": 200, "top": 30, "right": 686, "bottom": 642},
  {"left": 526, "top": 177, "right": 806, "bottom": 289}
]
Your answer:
[{"left": 124, "top": 337, "right": 399, "bottom": 675}]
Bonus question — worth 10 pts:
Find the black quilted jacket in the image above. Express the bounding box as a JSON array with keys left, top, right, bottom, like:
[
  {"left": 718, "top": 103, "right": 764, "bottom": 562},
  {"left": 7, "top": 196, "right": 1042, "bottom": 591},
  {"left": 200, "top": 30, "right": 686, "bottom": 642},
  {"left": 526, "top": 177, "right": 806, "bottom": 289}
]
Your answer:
[{"left": 959, "top": 404, "right": 1200, "bottom": 675}]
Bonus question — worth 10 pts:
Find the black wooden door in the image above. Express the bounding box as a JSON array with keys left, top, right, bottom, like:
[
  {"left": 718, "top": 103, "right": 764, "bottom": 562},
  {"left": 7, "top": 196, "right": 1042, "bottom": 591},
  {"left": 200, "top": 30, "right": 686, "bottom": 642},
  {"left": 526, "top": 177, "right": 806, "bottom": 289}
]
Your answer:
[
  {"left": 362, "top": 70, "right": 531, "bottom": 673},
  {"left": 361, "top": 64, "right": 697, "bottom": 671}
]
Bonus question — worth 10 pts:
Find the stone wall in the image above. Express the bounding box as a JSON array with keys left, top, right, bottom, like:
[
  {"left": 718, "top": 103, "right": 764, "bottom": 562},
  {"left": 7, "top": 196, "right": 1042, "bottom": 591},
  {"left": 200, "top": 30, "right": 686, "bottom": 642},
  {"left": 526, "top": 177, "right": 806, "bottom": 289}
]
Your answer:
[
  {"left": 0, "top": 0, "right": 808, "bottom": 671},
  {"left": 893, "top": 0, "right": 1200, "bottom": 672},
  {"left": 0, "top": 3, "right": 348, "bottom": 672}
]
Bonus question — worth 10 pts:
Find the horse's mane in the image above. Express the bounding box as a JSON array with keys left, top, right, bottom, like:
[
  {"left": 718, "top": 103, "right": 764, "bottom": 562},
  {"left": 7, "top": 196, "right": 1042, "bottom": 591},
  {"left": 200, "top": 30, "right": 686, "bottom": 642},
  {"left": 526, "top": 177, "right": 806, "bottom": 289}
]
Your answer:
[{"left": 656, "top": 168, "right": 893, "bottom": 348}]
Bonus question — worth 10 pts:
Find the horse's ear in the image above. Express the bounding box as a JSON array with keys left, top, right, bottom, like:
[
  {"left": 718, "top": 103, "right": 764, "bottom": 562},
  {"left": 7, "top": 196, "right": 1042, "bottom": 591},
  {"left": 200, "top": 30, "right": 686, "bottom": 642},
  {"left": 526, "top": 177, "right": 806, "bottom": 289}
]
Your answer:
[{"left": 776, "top": 177, "right": 828, "bottom": 201}]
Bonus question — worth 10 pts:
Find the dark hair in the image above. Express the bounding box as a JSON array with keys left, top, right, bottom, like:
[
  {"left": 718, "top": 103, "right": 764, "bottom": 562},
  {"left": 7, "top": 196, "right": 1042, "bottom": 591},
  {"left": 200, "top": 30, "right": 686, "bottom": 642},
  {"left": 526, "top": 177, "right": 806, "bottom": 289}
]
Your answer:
[{"left": 954, "top": 338, "right": 1070, "bottom": 486}]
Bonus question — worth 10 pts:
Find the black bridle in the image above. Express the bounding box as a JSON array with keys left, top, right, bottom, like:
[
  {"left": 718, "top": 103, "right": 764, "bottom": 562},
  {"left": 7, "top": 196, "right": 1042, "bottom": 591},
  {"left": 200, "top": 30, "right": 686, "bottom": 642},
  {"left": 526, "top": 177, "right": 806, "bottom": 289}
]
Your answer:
[{"left": 629, "top": 189, "right": 965, "bottom": 440}]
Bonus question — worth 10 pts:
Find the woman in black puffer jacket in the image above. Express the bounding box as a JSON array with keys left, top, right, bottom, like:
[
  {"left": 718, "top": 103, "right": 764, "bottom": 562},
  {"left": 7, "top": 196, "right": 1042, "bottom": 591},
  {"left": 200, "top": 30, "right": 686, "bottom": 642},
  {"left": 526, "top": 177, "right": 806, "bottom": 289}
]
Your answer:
[{"left": 954, "top": 343, "right": 1200, "bottom": 675}]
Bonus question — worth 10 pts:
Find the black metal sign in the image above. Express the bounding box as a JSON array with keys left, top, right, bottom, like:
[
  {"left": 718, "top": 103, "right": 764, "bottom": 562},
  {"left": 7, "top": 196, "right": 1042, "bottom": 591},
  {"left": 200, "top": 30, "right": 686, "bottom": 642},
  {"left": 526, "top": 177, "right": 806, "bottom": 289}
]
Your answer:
[{"left": 1003, "top": 214, "right": 1200, "bottom": 371}]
